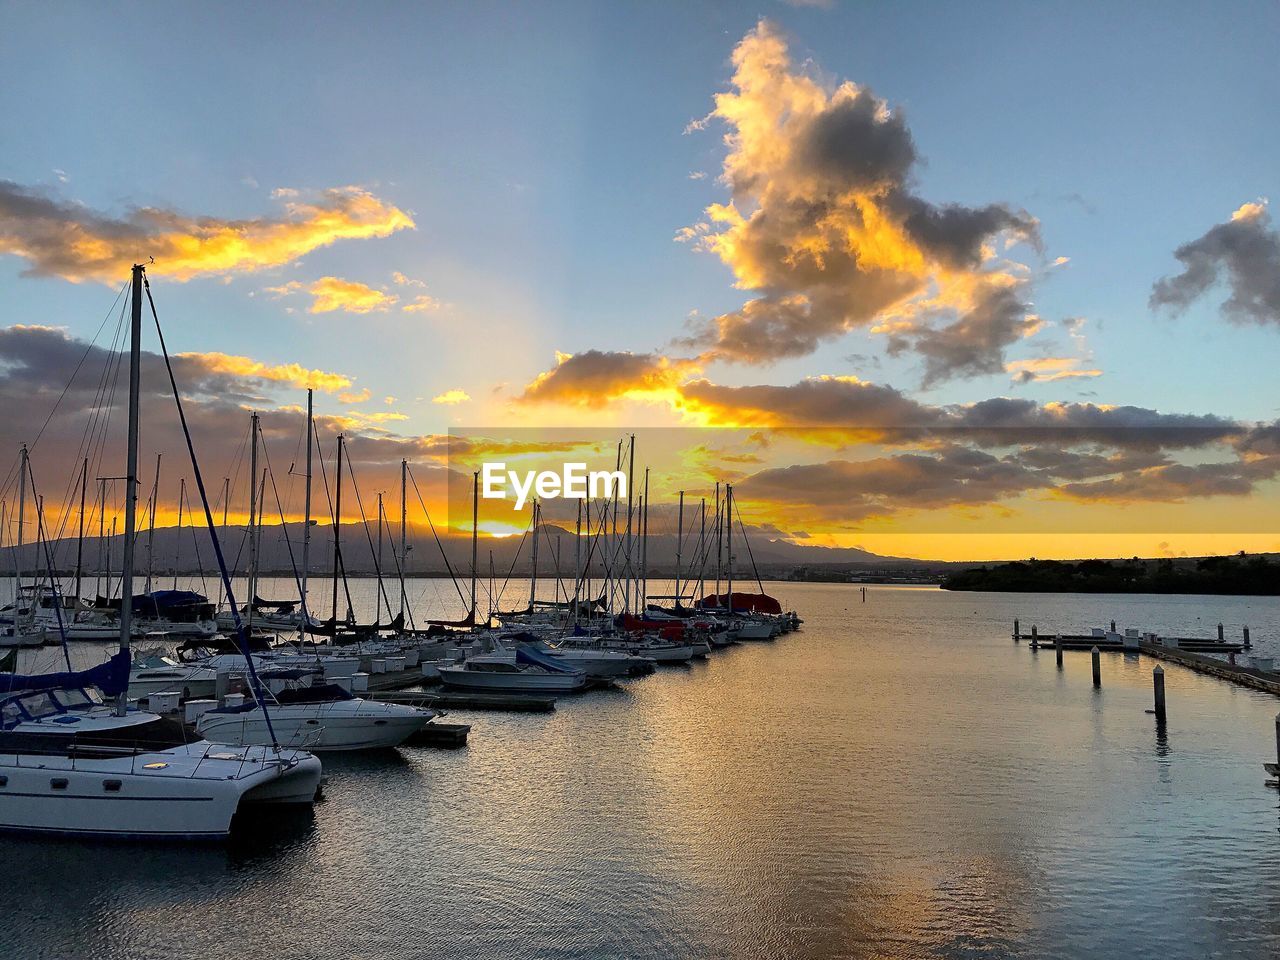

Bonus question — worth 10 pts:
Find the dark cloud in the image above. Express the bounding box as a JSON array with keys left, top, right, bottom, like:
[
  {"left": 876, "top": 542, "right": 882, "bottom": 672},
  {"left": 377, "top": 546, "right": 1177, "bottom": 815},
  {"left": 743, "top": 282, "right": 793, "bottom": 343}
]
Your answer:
[
  {"left": 518, "top": 350, "right": 694, "bottom": 405},
  {"left": 1151, "top": 202, "right": 1280, "bottom": 326},
  {"left": 889, "top": 286, "right": 1037, "bottom": 387}
]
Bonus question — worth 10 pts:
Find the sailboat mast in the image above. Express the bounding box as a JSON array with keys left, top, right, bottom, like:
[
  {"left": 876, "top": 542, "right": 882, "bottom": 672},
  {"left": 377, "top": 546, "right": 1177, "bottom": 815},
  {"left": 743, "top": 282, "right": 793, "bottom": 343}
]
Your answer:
[
  {"left": 698, "top": 497, "right": 706, "bottom": 605},
  {"left": 640, "top": 469, "right": 649, "bottom": 612},
  {"left": 96, "top": 478, "right": 105, "bottom": 599},
  {"left": 74, "top": 456, "right": 87, "bottom": 602},
  {"left": 300, "top": 389, "right": 313, "bottom": 629},
  {"left": 399, "top": 458, "right": 407, "bottom": 621},
  {"left": 247, "top": 412, "right": 259, "bottom": 634},
  {"left": 331, "top": 434, "right": 344, "bottom": 625},
  {"left": 470, "top": 470, "right": 478, "bottom": 624},
  {"left": 725, "top": 483, "right": 734, "bottom": 616},
  {"left": 573, "top": 498, "right": 582, "bottom": 628},
  {"left": 173, "top": 478, "right": 184, "bottom": 591},
  {"left": 528, "top": 500, "right": 539, "bottom": 610},
  {"left": 15, "top": 444, "right": 26, "bottom": 624},
  {"left": 116, "top": 264, "right": 144, "bottom": 716},
  {"left": 144, "top": 453, "right": 160, "bottom": 593},
  {"left": 674, "top": 489, "right": 684, "bottom": 606},
  {"left": 713, "top": 481, "right": 722, "bottom": 603}
]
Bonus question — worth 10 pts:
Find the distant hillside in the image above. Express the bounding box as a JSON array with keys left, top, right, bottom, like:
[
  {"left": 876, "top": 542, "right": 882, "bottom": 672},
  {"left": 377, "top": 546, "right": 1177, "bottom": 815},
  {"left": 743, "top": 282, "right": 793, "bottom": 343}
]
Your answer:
[
  {"left": 942, "top": 555, "right": 1280, "bottom": 596},
  {"left": 0, "top": 521, "right": 920, "bottom": 585}
]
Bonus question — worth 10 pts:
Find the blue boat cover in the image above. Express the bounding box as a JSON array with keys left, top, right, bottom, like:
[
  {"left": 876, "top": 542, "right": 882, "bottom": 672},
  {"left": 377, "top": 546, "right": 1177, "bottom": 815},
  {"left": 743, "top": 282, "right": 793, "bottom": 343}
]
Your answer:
[
  {"left": 0, "top": 649, "right": 131, "bottom": 697},
  {"left": 515, "top": 643, "right": 583, "bottom": 675}
]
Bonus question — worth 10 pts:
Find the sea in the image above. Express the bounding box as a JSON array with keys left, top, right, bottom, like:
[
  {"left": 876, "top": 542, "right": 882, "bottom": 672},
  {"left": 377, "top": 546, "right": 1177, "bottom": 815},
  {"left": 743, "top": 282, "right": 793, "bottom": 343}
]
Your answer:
[{"left": 4, "top": 578, "right": 1280, "bottom": 960}]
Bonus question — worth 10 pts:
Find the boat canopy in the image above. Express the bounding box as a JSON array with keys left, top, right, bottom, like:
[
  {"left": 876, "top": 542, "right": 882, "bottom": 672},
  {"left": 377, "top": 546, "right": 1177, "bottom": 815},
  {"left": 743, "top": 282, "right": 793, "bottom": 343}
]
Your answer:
[
  {"left": 0, "top": 649, "right": 131, "bottom": 698},
  {"left": 95, "top": 590, "right": 215, "bottom": 618},
  {"left": 514, "top": 642, "right": 584, "bottom": 675},
  {"left": 695, "top": 592, "right": 782, "bottom": 614}
]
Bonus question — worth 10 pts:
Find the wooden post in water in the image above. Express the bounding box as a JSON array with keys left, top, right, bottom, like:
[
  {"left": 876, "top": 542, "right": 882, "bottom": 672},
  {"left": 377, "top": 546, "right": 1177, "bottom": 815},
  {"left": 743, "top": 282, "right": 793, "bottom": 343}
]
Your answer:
[
  {"left": 1243, "top": 626, "right": 1251, "bottom": 649},
  {"left": 1014, "top": 618, "right": 1020, "bottom": 642},
  {"left": 1092, "top": 645, "right": 1101, "bottom": 687},
  {"left": 1110, "top": 620, "right": 1116, "bottom": 633},
  {"left": 1218, "top": 622, "right": 1225, "bottom": 642},
  {"left": 1274, "top": 712, "right": 1280, "bottom": 768},
  {"left": 1153, "top": 666, "right": 1166, "bottom": 723},
  {"left": 1030, "top": 625, "right": 1038, "bottom": 650},
  {"left": 1055, "top": 633, "right": 1063, "bottom": 668}
]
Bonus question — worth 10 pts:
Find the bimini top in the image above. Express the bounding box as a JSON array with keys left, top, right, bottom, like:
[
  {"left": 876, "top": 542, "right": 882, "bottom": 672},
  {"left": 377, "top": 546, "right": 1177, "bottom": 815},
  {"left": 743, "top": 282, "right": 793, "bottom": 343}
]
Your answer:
[{"left": 0, "top": 649, "right": 130, "bottom": 698}]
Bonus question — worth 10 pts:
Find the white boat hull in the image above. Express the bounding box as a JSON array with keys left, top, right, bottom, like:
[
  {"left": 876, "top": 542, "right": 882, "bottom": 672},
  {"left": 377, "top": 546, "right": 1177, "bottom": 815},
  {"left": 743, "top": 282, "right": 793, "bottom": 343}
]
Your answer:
[
  {"left": 196, "top": 700, "right": 429, "bottom": 751},
  {"left": 0, "top": 744, "right": 320, "bottom": 839}
]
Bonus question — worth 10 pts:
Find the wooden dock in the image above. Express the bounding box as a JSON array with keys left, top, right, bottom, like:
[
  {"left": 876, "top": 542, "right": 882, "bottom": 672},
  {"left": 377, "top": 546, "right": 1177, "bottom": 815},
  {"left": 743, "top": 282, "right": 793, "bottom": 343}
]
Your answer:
[
  {"left": 1013, "top": 632, "right": 1244, "bottom": 654},
  {"left": 1138, "top": 641, "right": 1280, "bottom": 697}
]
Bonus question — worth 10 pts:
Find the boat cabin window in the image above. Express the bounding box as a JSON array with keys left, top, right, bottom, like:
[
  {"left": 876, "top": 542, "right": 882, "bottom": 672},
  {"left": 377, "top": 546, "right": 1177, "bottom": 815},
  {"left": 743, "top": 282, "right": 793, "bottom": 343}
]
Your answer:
[
  {"left": 13, "top": 691, "right": 57, "bottom": 721},
  {"left": 51, "top": 688, "right": 101, "bottom": 710}
]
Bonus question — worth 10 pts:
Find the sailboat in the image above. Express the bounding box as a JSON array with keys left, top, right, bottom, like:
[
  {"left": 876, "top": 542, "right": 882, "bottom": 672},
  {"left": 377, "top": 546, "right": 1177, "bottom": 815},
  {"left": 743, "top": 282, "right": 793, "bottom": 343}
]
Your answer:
[{"left": 0, "top": 265, "right": 322, "bottom": 839}]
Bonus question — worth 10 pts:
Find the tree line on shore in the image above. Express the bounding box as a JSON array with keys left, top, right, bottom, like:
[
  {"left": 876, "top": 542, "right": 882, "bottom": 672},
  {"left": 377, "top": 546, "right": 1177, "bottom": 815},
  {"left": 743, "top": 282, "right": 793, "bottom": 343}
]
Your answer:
[{"left": 942, "top": 554, "right": 1280, "bottom": 595}]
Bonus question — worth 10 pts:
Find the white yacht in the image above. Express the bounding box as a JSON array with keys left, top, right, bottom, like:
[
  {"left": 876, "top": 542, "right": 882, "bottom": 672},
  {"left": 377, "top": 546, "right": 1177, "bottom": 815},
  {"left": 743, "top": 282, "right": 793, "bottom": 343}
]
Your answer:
[
  {"left": 194, "top": 685, "right": 432, "bottom": 751},
  {"left": 439, "top": 644, "right": 588, "bottom": 693}
]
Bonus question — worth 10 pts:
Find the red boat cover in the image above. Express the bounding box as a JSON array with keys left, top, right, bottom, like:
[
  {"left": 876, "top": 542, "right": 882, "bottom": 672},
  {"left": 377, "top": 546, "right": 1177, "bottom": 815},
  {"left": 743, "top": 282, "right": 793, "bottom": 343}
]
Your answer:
[
  {"left": 619, "top": 614, "right": 685, "bottom": 641},
  {"left": 695, "top": 592, "right": 782, "bottom": 614}
]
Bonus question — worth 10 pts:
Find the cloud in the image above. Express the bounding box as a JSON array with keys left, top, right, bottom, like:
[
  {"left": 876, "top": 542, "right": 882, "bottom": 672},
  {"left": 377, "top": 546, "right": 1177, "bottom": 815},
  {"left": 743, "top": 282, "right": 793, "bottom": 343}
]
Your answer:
[
  {"left": 518, "top": 350, "right": 698, "bottom": 406},
  {"left": 0, "top": 183, "right": 414, "bottom": 285},
  {"left": 679, "top": 20, "right": 1039, "bottom": 382},
  {"left": 431, "top": 389, "right": 471, "bottom": 405},
  {"left": 337, "top": 388, "right": 372, "bottom": 404},
  {"left": 1151, "top": 200, "right": 1280, "bottom": 326},
  {"left": 1005, "top": 356, "right": 1102, "bottom": 383},
  {"left": 174, "top": 351, "right": 353, "bottom": 393},
  {"left": 402, "top": 294, "right": 441, "bottom": 313},
  {"left": 306, "top": 276, "right": 398, "bottom": 314},
  {"left": 678, "top": 375, "right": 934, "bottom": 429}
]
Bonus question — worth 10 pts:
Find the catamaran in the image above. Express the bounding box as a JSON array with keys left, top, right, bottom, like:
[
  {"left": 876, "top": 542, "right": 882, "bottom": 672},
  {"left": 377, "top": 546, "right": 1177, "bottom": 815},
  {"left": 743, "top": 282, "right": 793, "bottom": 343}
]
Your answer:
[{"left": 0, "top": 264, "right": 322, "bottom": 839}]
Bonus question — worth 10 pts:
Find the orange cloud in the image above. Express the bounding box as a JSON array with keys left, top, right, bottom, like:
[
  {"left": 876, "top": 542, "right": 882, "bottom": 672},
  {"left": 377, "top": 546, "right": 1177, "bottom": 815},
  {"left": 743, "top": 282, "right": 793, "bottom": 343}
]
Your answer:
[
  {"left": 0, "top": 183, "right": 414, "bottom": 284},
  {"left": 307, "top": 276, "right": 398, "bottom": 314},
  {"left": 518, "top": 350, "right": 700, "bottom": 408},
  {"left": 1006, "top": 357, "right": 1103, "bottom": 383},
  {"left": 175, "top": 351, "right": 353, "bottom": 392},
  {"left": 432, "top": 389, "right": 471, "bottom": 405}
]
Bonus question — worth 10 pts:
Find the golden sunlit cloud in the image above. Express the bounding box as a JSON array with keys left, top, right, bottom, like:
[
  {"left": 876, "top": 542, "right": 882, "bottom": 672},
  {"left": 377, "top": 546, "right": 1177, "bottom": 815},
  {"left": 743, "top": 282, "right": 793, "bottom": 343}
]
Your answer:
[
  {"left": 680, "top": 20, "right": 1040, "bottom": 384},
  {"left": 519, "top": 350, "right": 699, "bottom": 407},
  {"left": 402, "top": 294, "right": 441, "bottom": 313},
  {"left": 307, "top": 275, "right": 398, "bottom": 313},
  {"left": 338, "top": 387, "right": 372, "bottom": 404},
  {"left": 432, "top": 389, "right": 472, "bottom": 405},
  {"left": 1005, "top": 357, "right": 1102, "bottom": 383},
  {"left": 0, "top": 183, "right": 414, "bottom": 284},
  {"left": 175, "top": 350, "right": 353, "bottom": 392}
]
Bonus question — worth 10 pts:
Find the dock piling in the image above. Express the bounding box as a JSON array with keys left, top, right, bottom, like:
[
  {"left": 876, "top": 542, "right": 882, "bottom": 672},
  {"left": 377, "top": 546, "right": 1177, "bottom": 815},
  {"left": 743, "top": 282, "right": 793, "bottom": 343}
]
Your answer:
[
  {"left": 1244, "top": 626, "right": 1252, "bottom": 650},
  {"left": 1218, "top": 623, "right": 1225, "bottom": 642},
  {"left": 1055, "top": 633, "right": 1063, "bottom": 668},
  {"left": 1014, "top": 618, "right": 1020, "bottom": 642},
  {"left": 1275, "top": 713, "right": 1280, "bottom": 768},
  {"left": 1153, "top": 666, "right": 1166, "bottom": 723},
  {"left": 1110, "top": 620, "right": 1116, "bottom": 633},
  {"left": 1091, "top": 645, "right": 1101, "bottom": 687},
  {"left": 1031, "top": 625, "right": 1038, "bottom": 650}
]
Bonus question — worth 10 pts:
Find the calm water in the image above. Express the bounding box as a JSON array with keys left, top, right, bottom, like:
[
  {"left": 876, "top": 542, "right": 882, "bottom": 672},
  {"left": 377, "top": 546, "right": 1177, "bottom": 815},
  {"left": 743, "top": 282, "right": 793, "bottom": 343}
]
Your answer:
[{"left": 6, "top": 580, "right": 1280, "bottom": 960}]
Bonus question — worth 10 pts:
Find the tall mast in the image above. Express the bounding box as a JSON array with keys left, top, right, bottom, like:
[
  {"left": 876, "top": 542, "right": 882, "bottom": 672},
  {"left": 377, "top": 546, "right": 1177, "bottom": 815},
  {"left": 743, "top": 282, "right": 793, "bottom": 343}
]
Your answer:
[
  {"left": 74, "top": 456, "right": 88, "bottom": 602},
  {"left": 246, "top": 413, "right": 259, "bottom": 634},
  {"left": 470, "top": 470, "right": 478, "bottom": 624},
  {"left": 376, "top": 493, "right": 386, "bottom": 619},
  {"left": 116, "top": 265, "right": 143, "bottom": 716},
  {"left": 96, "top": 478, "right": 106, "bottom": 598},
  {"left": 640, "top": 469, "right": 649, "bottom": 612},
  {"left": 725, "top": 483, "right": 734, "bottom": 616},
  {"left": 331, "top": 434, "right": 344, "bottom": 625},
  {"left": 144, "top": 453, "right": 160, "bottom": 593},
  {"left": 173, "top": 477, "right": 184, "bottom": 591},
  {"left": 15, "top": 444, "right": 27, "bottom": 623},
  {"left": 528, "top": 500, "right": 539, "bottom": 610},
  {"left": 674, "top": 489, "right": 684, "bottom": 606},
  {"left": 572, "top": 498, "right": 582, "bottom": 628},
  {"left": 300, "top": 389, "right": 313, "bottom": 630},
  {"left": 399, "top": 457, "right": 407, "bottom": 621},
  {"left": 713, "top": 481, "right": 722, "bottom": 603},
  {"left": 624, "top": 435, "right": 635, "bottom": 613},
  {"left": 698, "top": 497, "right": 706, "bottom": 605},
  {"left": 221, "top": 477, "right": 230, "bottom": 532}
]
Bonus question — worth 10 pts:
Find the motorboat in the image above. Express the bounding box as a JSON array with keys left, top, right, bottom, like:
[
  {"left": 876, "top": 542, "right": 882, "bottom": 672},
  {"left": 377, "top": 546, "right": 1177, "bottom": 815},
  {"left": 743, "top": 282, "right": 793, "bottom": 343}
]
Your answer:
[
  {"left": 195, "top": 683, "right": 432, "bottom": 751},
  {"left": 439, "top": 644, "right": 587, "bottom": 693}
]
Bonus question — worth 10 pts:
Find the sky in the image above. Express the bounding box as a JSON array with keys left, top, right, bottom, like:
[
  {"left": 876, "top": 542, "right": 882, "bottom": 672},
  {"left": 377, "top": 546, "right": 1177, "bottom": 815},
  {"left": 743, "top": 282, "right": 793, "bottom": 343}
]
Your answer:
[{"left": 0, "top": 0, "right": 1278, "bottom": 561}]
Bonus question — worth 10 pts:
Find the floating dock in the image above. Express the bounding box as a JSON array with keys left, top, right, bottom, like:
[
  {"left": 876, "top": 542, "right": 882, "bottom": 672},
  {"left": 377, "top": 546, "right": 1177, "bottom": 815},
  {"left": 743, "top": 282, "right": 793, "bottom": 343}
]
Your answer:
[{"left": 368, "top": 690, "right": 558, "bottom": 713}]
